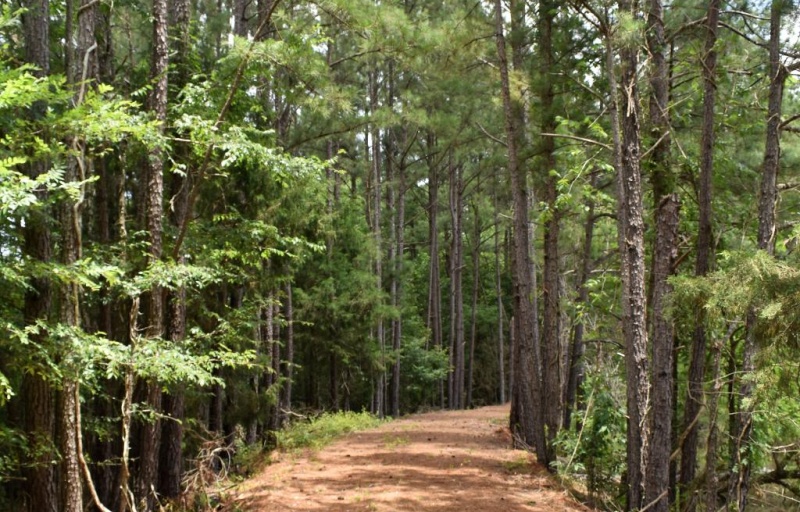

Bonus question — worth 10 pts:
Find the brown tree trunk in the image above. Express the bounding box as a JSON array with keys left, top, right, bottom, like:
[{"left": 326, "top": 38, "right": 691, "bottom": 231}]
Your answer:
[
  {"left": 564, "top": 172, "right": 598, "bottom": 428},
  {"left": 367, "top": 68, "right": 385, "bottom": 417},
  {"left": 20, "top": 1, "right": 58, "bottom": 510},
  {"left": 704, "top": 325, "right": 734, "bottom": 512},
  {"left": 494, "top": 191, "right": 506, "bottom": 404},
  {"left": 539, "top": 0, "right": 561, "bottom": 458},
  {"left": 448, "top": 156, "right": 465, "bottom": 410},
  {"left": 494, "top": 0, "right": 548, "bottom": 464},
  {"left": 643, "top": 2, "right": 677, "bottom": 509},
  {"left": 466, "top": 194, "right": 481, "bottom": 409},
  {"left": 137, "top": 0, "right": 169, "bottom": 506},
  {"left": 615, "top": 1, "right": 650, "bottom": 508},
  {"left": 729, "top": 3, "right": 786, "bottom": 510},
  {"left": 282, "top": 280, "right": 294, "bottom": 422},
  {"left": 268, "top": 294, "right": 282, "bottom": 432},
  {"left": 426, "top": 133, "right": 445, "bottom": 408},
  {"left": 234, "top": 0, "right": 248, "bottom": 37},
  {"left": 390, "top": 139, "right": 406, "bottom": 417},
  {"left": 61, "top": 1, "right": 100, "bottom": 509},
  {"left": 158, "top": 0, "right": 190, "bottom": 499},
  {"left": 645, "top": 195, "right": 680, "bottom": 512},
  {"left": 680, "top": 0, "right": 720, "bottom": 505}
]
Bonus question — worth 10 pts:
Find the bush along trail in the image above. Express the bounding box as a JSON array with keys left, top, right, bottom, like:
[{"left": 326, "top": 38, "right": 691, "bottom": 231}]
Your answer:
[{"left": 231, "top": 405, "right": 590, "bottom": 512}]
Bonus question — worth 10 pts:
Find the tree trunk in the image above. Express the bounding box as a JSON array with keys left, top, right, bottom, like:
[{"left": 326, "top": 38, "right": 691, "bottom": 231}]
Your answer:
[
  {"left": 705, "top": 325, "right": 733, "bottom": 512},
  {"left": 466, "top": 195, "right": 480, "bottom": 409},
  {"left": 680, "top": 0, "right": 720, "bottom": 504},
  {"left": 391, "top": 140, "right": 405, "bottom": 417},
  {"left": 564, "top": 172, "right": 598, "bottom": 428},
  {"left": 158, "top": 0, "right": 190, "bottom": 499},
  {"left": 136, "top": 0, "right": 169, "bottom": 506},
  {"left": 20, "top": 2, "right": 58, "bottom": 510},
  {"left": 426, "top": 133, "right": 445, "bottom": 408},
  {"left": 729, "top": 3, "right": 786, "bottom": 509},
  {"left": 494, "top": 0, "right": 548, "bottom": 464},
  {"left": 234, "top": 0, "right": 248, "bottom": 37},
  {"left": 539, "top": 0, "right": 561, "bottom": 457},
  {"left": 614, "top": 2, "right": 650, "bottom": 508},
  {"left": 643, "top": 2, "right": 677, "bottom": 509},
  {"left": 448, "top": 156, "right": 464, "bottom": 410},
  {"left": 61, "top": 1, "right": 100, "bottom": 509},
  {"left": 494, "top": 191, "right": 506, "bottom": 404},
  {"left": 645, "top": 195, "right": 680, "bottom": 512},
  {"left": 368, "top": 68, "right": 385, "bottom": 418},
  {"left": 282, "top": 280, "right": 294, "bottom": 422}
]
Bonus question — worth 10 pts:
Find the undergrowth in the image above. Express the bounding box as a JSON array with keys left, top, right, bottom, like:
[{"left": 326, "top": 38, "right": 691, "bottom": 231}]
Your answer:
[{"left": 275, "top": 410, "right": 384, "bottom": 451}]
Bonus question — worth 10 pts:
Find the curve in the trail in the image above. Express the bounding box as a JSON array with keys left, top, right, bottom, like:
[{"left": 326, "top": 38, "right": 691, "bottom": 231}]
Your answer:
[{"left": 233, "top": 405, "right": 590, "bottom": 512}]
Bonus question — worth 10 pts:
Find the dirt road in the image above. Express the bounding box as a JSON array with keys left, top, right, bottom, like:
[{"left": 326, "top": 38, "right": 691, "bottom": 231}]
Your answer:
[{"left": 232, "top": 405, "right": 590, "bottom": 511}]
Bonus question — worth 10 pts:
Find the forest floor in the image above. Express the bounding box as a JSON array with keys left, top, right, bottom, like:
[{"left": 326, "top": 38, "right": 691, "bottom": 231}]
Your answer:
[{"left": 230, "top": 405, "right": 591, "bottom": 512}]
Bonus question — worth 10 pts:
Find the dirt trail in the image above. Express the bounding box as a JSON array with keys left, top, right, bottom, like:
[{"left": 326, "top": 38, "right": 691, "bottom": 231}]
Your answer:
[{"left": 232, "top": 405, "right": 590, "bottom": 512}]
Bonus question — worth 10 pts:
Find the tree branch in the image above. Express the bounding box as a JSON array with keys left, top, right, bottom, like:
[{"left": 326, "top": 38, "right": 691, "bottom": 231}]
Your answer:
[{"left": 540, "top": 132, "right": 611, "bottom": 151}]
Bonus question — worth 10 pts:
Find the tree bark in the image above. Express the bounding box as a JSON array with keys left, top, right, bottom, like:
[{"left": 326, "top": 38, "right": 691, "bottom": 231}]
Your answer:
[
  {"left": 391, "top": 136, "right": 406, "bottom": 417},
  {"left": 61, "top": 1, "right": 100, "bottom": 509},
  {"left": 426, "top": 132, "right": 445, "bottom": 408},
  {"left": 466, "top": 193, "right": 481, "bottom": 409},
  {"left": 368, "top": 68, "right": 385, "bottom": 418},
  {"left": 614, "top": 1, "right": 650, "bottom": 508},
  {"left": 494, "top": 191, "right": 506, "bottom": 404},
  {"left": 448, "top": 155, "right": 465, "bottom": 410},
  {"left": 282, "top": 280, "right": 294, "bottom": 423},
  {"left": 539, "top": 0, "right": 561, "bottom": 457},
  {"left": 20, "top": 2, "right": 58, "bottom": 510},
  {"left": 680, "top": 0, "right": 720, "bottom": 505},
  {"left": 644, "top": 195, "right": 680, "bottom": 512},
  {"left": 158, "top": 0, "right": 190, "bottom": 499},
  {"left": 137, "top": 0, "right": 169, "bottom": 506},
  {"left": 494, "top": 0, "right": 548, "bottom": 464},
  {"left": 643, "top": 2, "right": 677, "bottom": 509}
]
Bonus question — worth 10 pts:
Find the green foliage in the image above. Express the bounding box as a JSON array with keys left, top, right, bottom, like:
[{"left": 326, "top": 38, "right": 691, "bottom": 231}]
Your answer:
[
  {"left": 274, "top": 410, "right": 384, "bottom": 451},
  {"left": 554, "top": 370, "right": 626, "bottom": 503}
]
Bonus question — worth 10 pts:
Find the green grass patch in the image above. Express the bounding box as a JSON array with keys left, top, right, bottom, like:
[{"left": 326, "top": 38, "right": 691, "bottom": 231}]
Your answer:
[{"left": 275, "top": 411, "right": 384, "bottom": 451}]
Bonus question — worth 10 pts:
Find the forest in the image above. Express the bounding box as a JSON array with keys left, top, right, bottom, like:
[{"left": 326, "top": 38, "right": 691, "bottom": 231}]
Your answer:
[{"left": 1, "top": 0, "right": 800, "bottom": 510}]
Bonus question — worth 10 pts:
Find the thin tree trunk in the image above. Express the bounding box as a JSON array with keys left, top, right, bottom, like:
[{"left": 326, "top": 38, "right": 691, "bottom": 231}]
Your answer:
[
  {"left": 681, "top": 0, "right": 720, "bottom": 504},
  {"left": 466, "top": 195, "right": 480, "bottom": 409},
  {"left": 268, "top": 294, "right": 281, "bottom": 432},
  {"left": 426, "top": 133, "right": 445, "bottom": 408},
  {"left": 705, "top": 325, "right": 734, "bottom": 512},
  {"left": 61, "top": 2, "right": 100, "bottom": 509},
  {"left": 494, "top": 0, "right": 547, "bottom": 464},
  {"left": 136, "top": 0, "right": 168, "bottom": 505},
  {"left": 369, "top": 68, "right": 385, "bottom": 418},
  {"left": 282, "top": 280, "right": 294, "bottom": 423},
  {"left": 448, "top": 156, "right": 464, "bottom": 410},
  {"left": 391, "top": 143, "right": 405, "bottom": 417},
  {"left": 614, "top": 1, "right": 650, "bottom": 508},
  {"left": 645, "top": 195, "right": 680, "bottom": 512},
  {"left": 729, "top": 4, "right": 786, "bottom": 509},
  {"left": 494, "top": 191, "right": 506, "bottom": 404},
  {"left": 643, "top": 1, "right": 676, "bottom": 509},
  {"left": 158, "top": 0, "right": 190, "bottom": 499},
  {"left": 564, "top": 172, "right": 597, "bottom": 428},
  {"left": 539, "top": 0, "right": 561, "bottom": 458}
]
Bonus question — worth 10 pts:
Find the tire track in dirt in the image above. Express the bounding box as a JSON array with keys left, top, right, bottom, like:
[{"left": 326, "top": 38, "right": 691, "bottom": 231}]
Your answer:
[{"left": 232, "top": 405, "right": 590, "bottom": 511}]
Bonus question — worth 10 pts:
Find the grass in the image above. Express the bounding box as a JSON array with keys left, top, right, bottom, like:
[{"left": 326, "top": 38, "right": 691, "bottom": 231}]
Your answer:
[
  {"left": 502, "top": 453, "right": 532, "bottom": 474},
  {"left": 382, "top": 434, "right": 411, "bottom": 448},
  {"left": 275, "top": 410, "right": 384, "bottom": 452}
]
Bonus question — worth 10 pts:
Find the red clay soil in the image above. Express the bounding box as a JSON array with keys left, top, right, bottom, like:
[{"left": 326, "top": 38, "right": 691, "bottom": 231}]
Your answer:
[{"left": 232, "top": 405, "right": 591, "bottom": 512}]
